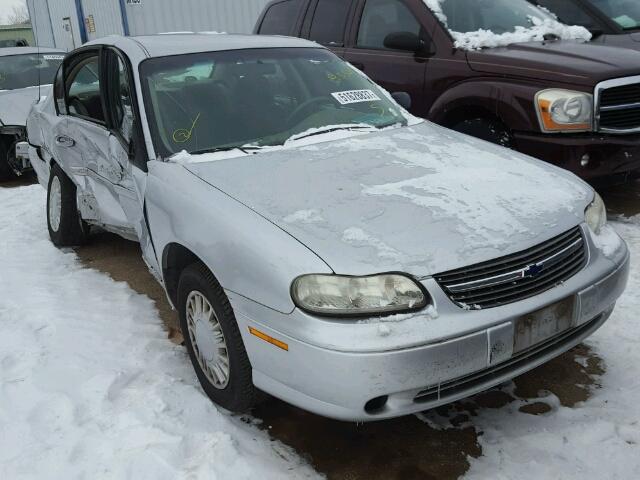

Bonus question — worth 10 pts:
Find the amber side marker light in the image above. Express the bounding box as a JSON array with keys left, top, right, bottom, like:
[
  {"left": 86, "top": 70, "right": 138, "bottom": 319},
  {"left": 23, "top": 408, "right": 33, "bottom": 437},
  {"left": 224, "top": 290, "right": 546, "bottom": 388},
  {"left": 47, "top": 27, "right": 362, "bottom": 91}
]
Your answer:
[{"left": 249, "top": 327, "right": 289, "bottom": 351}]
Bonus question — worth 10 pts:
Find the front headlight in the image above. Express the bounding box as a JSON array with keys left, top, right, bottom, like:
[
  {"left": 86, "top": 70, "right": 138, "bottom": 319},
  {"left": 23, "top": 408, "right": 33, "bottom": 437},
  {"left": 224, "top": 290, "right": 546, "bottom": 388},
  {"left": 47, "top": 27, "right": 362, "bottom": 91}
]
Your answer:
[
  {"left": 292, "top": 274, "right": 428, "bottom": 317},
  {"left": 535, "top": 89, "right": 593, "bottom": 133},
  {"left": 585, "top": 192, "right": 607, "bottom": 234}
]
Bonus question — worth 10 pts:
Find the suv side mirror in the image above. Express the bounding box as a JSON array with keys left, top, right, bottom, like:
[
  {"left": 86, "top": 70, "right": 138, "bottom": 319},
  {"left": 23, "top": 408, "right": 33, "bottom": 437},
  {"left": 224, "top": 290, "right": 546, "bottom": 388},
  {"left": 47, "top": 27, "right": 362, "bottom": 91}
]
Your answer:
[
  {"left": 384, "top": 32, "right": 422, "bottom": 52},
  {"left": 392, "top": 92, "right": 412, "bottom": 110}
]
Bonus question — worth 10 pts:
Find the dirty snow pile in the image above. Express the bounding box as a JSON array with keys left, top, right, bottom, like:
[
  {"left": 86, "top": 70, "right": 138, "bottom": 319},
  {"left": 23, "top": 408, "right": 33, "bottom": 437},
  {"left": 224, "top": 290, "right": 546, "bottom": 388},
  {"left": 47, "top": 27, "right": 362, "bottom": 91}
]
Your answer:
[
  {"left": 462, "top": 218, "right": 640, "bottom": 479},
  {"left": 423, "top": 0, "right": 591, "bottom": 50},
  {"left": 0, "top": 186, "right": 318, "bottom": 479}
]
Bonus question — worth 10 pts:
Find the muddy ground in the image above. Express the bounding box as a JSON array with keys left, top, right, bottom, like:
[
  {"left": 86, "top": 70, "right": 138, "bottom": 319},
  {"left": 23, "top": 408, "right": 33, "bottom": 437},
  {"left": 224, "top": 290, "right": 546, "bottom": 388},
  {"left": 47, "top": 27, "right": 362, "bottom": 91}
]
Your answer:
[{"left": 10, "top": 175, "right": 637, "bottom": 479}]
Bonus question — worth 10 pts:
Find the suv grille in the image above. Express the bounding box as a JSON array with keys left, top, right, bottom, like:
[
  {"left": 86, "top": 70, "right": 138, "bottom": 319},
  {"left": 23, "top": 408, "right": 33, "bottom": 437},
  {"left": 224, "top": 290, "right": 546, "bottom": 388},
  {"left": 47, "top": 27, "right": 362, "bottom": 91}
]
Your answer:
[
  {"left": 596, "top": 77, "right": 640, "bottom": 133},
  {"left": 434, "top": 227, "right": 586, "bottom": 310}
]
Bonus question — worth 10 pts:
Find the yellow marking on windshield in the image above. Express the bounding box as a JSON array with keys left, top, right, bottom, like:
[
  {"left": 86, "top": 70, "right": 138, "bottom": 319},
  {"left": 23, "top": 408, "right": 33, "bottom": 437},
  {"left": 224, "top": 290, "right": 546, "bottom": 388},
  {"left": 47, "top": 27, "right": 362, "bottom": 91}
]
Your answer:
[{"left": 172, "top": 112, "right": 201, "bottom": 144}]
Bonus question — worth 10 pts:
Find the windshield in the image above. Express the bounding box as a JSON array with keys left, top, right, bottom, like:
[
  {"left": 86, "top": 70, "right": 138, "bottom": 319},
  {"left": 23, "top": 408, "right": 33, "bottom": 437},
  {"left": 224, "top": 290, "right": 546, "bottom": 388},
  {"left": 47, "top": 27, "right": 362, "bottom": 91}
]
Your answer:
[
  {"left": 140, "top": 48, "right": 408, "bottom": 158},
  {"left": 0, "top": 53, "right": 64, "bottom": 91},
  {"left": 587, "top": 0, "right": 640, "bottom": 30},
  {"left": 438, "top": 0, "right": 555, "bottom": 34}
]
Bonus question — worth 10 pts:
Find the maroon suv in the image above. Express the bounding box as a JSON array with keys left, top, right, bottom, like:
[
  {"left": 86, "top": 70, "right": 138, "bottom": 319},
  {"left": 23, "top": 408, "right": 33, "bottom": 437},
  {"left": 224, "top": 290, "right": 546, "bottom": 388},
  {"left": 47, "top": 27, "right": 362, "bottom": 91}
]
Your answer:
[{"left": 255, "top": 0, "right": 640, "bottom": 184}]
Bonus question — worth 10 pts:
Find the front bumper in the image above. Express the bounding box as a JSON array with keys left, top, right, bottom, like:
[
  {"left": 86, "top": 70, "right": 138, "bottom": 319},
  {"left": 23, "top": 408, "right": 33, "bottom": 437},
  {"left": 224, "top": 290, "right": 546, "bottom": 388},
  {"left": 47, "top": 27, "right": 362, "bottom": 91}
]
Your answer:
[
  {"left": 230, "top": 226, "right": 629, "bottom": 422},
  {"left": 513, "top": 131, "right": 640, "bottom": 185}
]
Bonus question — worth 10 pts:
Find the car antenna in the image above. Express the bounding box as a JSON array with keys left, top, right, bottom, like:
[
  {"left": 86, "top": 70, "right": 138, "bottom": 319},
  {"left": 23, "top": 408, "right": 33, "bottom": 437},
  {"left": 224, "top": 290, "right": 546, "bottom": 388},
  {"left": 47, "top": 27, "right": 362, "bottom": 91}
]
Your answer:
[{"left": 33, "top": 2, "right": 42, "bottom": 99}]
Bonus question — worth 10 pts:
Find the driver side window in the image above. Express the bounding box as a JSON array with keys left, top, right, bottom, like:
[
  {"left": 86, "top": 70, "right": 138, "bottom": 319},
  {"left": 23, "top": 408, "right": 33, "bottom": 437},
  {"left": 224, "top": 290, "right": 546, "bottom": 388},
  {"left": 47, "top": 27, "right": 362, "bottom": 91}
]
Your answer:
[
  {"left": 357, "top": 0, "right": 421, "bottom": 49},
  {"left": 66, "top": 55, "right": 105, "bottom": 123}
]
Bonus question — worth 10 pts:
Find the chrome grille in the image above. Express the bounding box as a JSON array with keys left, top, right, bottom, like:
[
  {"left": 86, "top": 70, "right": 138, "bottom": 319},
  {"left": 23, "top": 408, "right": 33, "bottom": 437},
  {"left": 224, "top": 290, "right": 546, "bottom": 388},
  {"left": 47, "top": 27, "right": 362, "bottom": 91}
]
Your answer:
[
  {"left": 596, "top": 75, "right": 640, "bottom": 133},
  {"left": 435, "top": 227, "right": 586, "bottom": 310}
]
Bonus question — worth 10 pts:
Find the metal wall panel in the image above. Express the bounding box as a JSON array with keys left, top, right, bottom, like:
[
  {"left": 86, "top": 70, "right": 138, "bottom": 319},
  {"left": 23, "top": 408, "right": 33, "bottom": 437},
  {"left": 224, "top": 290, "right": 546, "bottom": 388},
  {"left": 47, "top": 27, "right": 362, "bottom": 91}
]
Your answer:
[
  {"left": 46, "top": 0, "right": 83, "bottom": 50},
  {"left": 29, "top": 0, "right": 274, "bottom": 49},
  {"left": 80, "top": 0, "right": 125, "bottom": 40},
  {"left": 26, "top": 0, "right": 56, "bottom": 48},
  {"left": 28, "top": 0, "right": 84, "bottom": 51},
  {"left": 124, "top": 0, "right": 272, "bottom": 36}
]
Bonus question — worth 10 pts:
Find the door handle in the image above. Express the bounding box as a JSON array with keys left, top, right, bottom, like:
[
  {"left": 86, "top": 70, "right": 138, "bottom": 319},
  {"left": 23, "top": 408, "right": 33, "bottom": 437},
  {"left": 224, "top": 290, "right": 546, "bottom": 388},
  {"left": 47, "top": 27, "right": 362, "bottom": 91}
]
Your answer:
[
  {"left": 350, "top": 62, "right": 365, "bottom": 71},
  {"left": 55, "top": 135, "right": 76, "bottom": 148}
]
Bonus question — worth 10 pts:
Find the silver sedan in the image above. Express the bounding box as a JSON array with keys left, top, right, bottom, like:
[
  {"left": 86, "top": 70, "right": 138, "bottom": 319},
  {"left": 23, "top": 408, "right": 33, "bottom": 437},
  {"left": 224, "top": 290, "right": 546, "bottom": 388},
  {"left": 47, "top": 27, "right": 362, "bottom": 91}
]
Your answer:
[{"left": 27, "top": 33, "right": 628, "bottom": 421}]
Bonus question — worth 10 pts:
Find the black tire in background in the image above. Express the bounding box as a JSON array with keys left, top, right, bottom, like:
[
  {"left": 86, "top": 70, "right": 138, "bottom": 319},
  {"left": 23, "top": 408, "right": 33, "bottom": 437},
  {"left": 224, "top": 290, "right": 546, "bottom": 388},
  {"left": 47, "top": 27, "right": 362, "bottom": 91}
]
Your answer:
[
  {"left": 0, "top": 138, "right": 16, "bottom": 181},
  {"left": 178, "top": 262, "right": 259, "bottom": 413},
  {"left": 452, "top": 118, "right": 513, "bottom": 148},
  {"left": 47, "top": 163, "right": 89, "bottom": 246}
]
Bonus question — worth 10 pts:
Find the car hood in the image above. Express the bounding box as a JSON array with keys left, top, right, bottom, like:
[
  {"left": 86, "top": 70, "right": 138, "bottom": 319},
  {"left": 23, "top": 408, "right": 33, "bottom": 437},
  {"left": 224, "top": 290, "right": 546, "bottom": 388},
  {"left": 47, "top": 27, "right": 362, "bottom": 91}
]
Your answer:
[
  {"left": 0, "top": 85, "right": 51, "bottom": 127},
  {"left": 466, "top": 40, "right": 640, "bottom": 86},
  {"left": 183, "top": 122, "right": 592, "bottom": 278}
]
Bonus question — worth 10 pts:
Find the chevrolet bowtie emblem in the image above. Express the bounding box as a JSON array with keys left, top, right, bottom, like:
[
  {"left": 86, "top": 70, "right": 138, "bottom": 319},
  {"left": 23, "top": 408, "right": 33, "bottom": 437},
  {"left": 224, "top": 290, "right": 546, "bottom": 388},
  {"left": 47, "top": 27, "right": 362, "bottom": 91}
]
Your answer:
[{"left": 523, "top": 263, "right": 544, "bottom": 278}]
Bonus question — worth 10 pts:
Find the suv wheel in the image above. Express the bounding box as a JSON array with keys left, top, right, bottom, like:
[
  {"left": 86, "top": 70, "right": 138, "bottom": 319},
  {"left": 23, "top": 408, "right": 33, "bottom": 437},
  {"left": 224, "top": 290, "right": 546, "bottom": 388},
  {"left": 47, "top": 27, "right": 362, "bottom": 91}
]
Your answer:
[
  {"left": 0, "top": 139, "right": 16, "bottom": 181},
  {"left": 178, "top": 262, "right": 259, "bottom": 413},
  {"left": 452, "top": 118, "right": 513, "bottom": 148},
  {"left": 47, "top": 164, "right": 89, "bottom": 246}
]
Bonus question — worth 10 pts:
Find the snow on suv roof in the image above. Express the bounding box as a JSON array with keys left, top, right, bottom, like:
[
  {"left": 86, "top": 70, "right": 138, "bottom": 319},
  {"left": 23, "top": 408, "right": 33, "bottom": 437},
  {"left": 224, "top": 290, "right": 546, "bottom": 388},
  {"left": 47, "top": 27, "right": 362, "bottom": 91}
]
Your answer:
[
  {"left": 93, "top": 34, "right": 320, "bottom": 59},
  {"left": 0, "top": 47, "right": 65, "bottom": 57}
]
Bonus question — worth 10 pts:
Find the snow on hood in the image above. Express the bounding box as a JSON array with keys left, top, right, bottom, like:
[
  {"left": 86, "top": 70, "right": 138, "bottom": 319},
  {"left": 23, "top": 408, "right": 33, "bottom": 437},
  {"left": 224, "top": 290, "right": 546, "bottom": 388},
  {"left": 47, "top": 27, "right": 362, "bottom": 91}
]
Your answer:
[
  {"left": 182, "top": 122, "right": 592, "bottom": 278},
  {"left": 422, "top": 0, "right": 591, "bottom": 50},
  {"left": 0, "top": 85, "right": 52, "bottom": 127}
]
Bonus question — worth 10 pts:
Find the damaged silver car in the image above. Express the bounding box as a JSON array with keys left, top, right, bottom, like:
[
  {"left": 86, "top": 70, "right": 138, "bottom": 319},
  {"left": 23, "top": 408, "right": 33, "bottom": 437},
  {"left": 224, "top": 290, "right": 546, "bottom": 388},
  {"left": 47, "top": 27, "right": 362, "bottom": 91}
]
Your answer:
[
  {"left": 0, "top": 47, "right": 64, "bottom": 180},
  {"left": 27, "top": 34, "right": 629, "bottom": 421}
]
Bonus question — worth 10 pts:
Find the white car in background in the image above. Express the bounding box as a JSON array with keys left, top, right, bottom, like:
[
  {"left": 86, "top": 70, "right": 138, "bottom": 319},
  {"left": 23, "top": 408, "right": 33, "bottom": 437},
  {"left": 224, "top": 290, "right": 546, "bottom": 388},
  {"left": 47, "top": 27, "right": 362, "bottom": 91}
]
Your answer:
[{"left": 0, "top": 47, "right": 64, "bottom": 180}]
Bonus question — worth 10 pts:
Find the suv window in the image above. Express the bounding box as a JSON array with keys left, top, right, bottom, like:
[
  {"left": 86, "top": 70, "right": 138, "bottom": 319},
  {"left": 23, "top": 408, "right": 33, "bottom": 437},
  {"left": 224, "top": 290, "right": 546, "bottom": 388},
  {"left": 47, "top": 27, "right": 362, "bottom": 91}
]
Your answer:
[
  {"left": 534, "top": 0, "right": 597, "bottom": 28},
  {"left": 259, "top": 0, "right": 302, "bottom": 35},
  {"left": 357, "top": 0, "right": 421, "bottom": 49},
  {"left": 67, "top": 56, "right": 104, "bottom": 123},
  {"left": 309, "top": 0, "right": 352, "bottom": 46}
]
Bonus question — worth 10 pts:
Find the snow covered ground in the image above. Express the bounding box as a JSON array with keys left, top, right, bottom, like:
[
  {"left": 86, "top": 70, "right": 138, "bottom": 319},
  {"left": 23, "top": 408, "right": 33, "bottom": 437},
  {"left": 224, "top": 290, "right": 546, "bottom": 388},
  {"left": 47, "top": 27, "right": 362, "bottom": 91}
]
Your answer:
[
  {"left": 0, "top": 185, "right": 318, "bottom": 479},
  {"left": 1, "top": 183, "right": 639, "bottom": 479},
  {"left": 465, "top": 217, "right": 640, "bottom": 479}
]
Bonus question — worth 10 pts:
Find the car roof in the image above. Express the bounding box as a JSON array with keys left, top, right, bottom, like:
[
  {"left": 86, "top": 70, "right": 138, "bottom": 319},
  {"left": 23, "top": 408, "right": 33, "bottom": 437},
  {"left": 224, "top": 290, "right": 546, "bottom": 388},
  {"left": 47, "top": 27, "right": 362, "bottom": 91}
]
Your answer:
[
  {"left": 0, "top": 46, "right": 65, "bottom": 57},
  {"left": 87, "top": 33, "right": 320, "bottom": 59}
]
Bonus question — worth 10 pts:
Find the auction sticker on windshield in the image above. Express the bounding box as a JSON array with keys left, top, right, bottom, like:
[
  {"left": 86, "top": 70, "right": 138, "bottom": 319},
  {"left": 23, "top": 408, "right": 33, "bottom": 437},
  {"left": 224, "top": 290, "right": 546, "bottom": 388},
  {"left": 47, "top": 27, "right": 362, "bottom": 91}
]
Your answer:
[
  {"left": 43, "top": 55, "right": 65, "bottom": 61},
  {"left": 332, "top": 89, "right": 381, "bottom": 105}
]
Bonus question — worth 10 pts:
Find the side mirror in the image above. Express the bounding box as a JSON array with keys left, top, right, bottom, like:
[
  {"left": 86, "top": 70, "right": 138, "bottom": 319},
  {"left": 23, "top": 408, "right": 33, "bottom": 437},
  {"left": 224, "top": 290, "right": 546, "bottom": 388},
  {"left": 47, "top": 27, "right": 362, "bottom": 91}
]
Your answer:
[
  {"left": 392, "top": 92, "right": 412, "bottom": 110},
  {"left": 384, "top": 32, "right": 422, "bottom": 52},
  {"left": 588, "top": 28, "right": 604, "bottom": 39}
]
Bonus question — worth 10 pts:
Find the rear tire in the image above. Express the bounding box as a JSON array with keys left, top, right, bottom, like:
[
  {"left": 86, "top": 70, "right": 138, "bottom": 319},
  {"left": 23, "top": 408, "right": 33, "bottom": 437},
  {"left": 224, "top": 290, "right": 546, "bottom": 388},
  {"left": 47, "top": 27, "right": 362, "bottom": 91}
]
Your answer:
[
  {"left": 47, "top": 164, "right": 89, "bottom": 246},
  {"left": 0, "top": 139, "right": 16, "bottom": 181},
  {"left": 452, "top": 118, "right": 513, "bottom": 148},
  {"left": 178, "top": 262, "right": 259, "bottom": 413}
]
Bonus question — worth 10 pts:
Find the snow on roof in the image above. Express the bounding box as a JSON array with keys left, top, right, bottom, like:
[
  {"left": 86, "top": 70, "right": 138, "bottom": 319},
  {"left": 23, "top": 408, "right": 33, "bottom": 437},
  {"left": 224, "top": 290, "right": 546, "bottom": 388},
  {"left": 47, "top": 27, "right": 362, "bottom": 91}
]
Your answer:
[{"left": 422, "top": 0, "right": 591, "bottom": 50}]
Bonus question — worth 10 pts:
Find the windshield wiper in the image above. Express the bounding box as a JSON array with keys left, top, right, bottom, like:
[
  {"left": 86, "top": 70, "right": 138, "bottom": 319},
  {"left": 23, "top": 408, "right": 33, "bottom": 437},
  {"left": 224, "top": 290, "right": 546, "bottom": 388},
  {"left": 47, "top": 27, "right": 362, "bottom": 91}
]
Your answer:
[
  {"left": 190, "top": 145, "right": 265, "bottom": 155},
  {"left": 289, "top": 125, "right": 374, "bottom": 142}
]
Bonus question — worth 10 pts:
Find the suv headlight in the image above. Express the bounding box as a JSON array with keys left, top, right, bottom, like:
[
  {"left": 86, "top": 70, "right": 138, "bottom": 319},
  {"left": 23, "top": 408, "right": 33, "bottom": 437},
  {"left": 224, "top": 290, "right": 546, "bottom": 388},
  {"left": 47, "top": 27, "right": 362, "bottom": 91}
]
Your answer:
[
  {"left": 535, "top": 89, "right": 593, "bottom": 133},
  {"left": 292, "top": 274, "right": 428, "bottom": 317},
  {"left": 585, "top": 192, "right": 606, "bottom": 234}
]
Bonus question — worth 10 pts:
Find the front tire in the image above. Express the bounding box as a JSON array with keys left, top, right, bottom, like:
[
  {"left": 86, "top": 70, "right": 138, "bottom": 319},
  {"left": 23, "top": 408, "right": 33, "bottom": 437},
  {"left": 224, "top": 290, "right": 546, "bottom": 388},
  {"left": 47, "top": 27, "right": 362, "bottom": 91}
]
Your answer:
[
  {"left": 452, "top": 118, "right": 513, "bottom": 148},
  {"left": 178, "top": 262, "right": 258, "bottom": 413},
  {"left": 47, "top": 164, "right": 89, "bottom": 246}
]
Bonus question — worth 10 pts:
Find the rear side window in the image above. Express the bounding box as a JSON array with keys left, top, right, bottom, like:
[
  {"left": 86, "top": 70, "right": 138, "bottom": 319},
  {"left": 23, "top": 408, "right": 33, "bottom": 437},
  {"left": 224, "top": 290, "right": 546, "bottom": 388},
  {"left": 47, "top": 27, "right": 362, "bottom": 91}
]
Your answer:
[
  {"left": 309, "top": 0, "right": 352, "bottom": 46},
  {"left": 259, "top": 0, "right": 302, "bottom": 35},
  {"left": 357, "top": 0, "right": 421, "bottom": 49},
  {"left": 66, "top": 56, "right": 105, "bottom": 123}
]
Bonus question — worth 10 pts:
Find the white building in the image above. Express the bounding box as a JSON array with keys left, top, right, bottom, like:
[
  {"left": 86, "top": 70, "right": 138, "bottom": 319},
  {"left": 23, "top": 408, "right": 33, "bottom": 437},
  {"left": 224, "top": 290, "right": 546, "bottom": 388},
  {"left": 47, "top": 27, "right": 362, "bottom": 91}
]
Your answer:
[{"left": 27, "top": 0, "right": 272, "bottom": 51}]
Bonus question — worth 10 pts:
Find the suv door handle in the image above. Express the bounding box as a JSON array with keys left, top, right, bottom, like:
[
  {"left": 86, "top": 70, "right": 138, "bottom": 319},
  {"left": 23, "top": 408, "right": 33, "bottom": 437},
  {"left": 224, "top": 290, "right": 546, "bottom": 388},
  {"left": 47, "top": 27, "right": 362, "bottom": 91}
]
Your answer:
[{"left": 55, "top": 135, "right": 76, "bottom": 148}]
